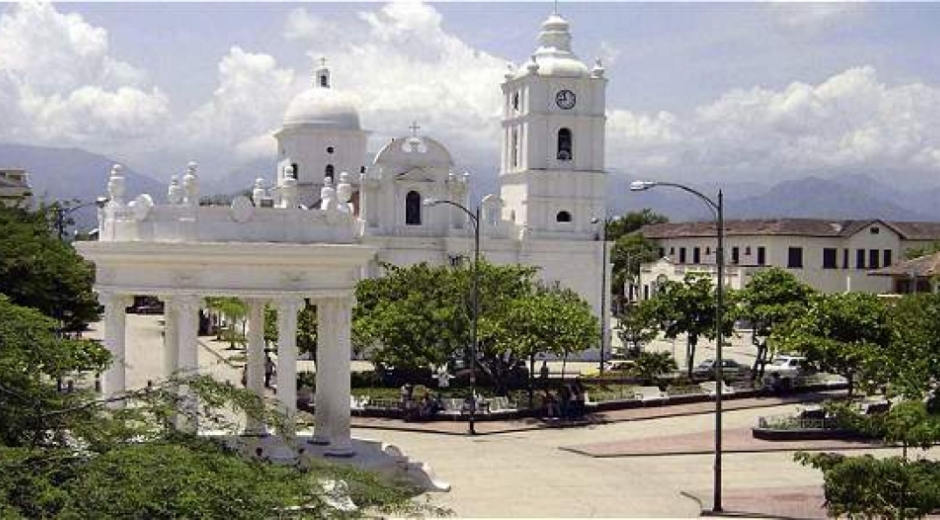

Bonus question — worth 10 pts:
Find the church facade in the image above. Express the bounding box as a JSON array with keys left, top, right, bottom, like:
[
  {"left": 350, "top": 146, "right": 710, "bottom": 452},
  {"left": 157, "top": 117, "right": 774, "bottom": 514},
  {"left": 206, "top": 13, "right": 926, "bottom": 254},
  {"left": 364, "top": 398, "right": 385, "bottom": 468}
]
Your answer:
[{"left": 272, "top": 13, "right": 611, "bottom": 357}]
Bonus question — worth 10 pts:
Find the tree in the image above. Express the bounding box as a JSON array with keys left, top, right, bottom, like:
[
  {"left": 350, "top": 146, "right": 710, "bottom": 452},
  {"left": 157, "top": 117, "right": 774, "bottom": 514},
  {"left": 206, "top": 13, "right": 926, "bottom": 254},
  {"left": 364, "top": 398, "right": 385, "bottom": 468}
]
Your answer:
[
  {"left": 0, "top": 204, "right": 100, "bottom": 331},
  {"left": 205, "top": 297, "right": 247, "bottom": 349},
  {"left": 605, "top": 209, "right": 668, "bottom": 241},
  {"left": 775, "top": 292, "right": 892, "bottom": 396},
  {"left": 734, "top": 268, "right": 814, "bottom": 380},
  {"left": 647, "top": 273, "right": 734, "bottom": 378},
  {"left": 605, "top": 209, "right": 667, "bottom": 308},
  {"left": 631, "top": 351, "right": 678, "bottom": 385},
  {"left": 0, "top": 293, "right": 439, "bottom": 518},
  {"left": 498, "top": 284, "right": 599, "bottom": 400},
  {"left": 355, "top": 262, "right": 598, "bottom": 395},
  {"left": 616, "top": 300, "right": 660, "bottom": 356},
  {"left": 793, "top": 294, "right": 940, "bottom": 519}
]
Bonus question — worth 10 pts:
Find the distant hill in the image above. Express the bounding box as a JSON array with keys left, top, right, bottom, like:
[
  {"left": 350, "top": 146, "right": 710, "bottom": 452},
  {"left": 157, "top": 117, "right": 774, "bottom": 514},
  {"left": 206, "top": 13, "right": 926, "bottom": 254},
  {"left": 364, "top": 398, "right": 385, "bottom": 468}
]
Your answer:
[{"left": 0, "top": 143, "right": 164, "bottom": 230}]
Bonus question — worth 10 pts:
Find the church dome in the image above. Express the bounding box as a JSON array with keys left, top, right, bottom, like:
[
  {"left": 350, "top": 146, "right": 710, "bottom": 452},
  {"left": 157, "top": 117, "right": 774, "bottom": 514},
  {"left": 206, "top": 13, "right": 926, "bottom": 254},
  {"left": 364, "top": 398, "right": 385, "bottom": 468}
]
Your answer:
[
  {"left": 281, "top": 62, "right": 361, "bottom": 130},
  {"left": 528, "top": 12, "right": 590, "bottom": 78}
]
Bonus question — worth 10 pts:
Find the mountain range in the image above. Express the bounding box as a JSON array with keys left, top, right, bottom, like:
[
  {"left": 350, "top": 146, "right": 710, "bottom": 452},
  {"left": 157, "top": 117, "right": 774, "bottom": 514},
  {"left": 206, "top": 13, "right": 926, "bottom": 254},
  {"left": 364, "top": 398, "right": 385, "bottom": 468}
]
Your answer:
[{"left": 2, "top": 143, "right": 939, "bottom": 230}]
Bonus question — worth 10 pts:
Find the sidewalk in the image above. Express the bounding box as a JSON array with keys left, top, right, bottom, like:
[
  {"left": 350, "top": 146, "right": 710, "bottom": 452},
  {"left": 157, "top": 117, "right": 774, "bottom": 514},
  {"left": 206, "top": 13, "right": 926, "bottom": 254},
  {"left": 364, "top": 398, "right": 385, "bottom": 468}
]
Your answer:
[{"left": 351, "top": 390, "right": 845, "bottom": 435}]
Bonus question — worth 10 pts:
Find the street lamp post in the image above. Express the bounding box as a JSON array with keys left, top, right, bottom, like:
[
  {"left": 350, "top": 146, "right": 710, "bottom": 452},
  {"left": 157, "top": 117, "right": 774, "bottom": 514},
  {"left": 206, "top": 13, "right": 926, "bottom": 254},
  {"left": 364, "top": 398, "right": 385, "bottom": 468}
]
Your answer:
[
  {"left": 424, "top": 197, "right": 480, "bottom": 435},
  {"left": 591, "top": 217, "right": 610, "bottom": 376},
  {"left": 630, "top": 180, "right": 725, "bottom": 513}
]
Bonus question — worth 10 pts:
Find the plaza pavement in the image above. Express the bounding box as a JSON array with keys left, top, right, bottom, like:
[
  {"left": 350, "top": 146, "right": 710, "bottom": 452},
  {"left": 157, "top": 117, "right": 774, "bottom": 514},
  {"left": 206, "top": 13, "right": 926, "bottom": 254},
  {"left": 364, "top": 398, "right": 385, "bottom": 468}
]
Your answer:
[{"left": 97, "top": 315, "right": 937, "bottom": 518}]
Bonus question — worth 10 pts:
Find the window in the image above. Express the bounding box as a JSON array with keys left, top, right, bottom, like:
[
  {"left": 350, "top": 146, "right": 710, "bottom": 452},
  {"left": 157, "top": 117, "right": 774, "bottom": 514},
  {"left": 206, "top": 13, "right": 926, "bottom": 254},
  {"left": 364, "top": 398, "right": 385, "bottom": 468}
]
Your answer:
[
  {"left": 869, "top": 249, "right": 880, "bottom": 269},
  {"left": 326, "top": 146, "right": 334, "bottom": 154},
  {"left": 757, "top": 247, "right": 766, "bottom": 266},
  {"left": 823, "top": 248, "right": 838, "bottom": 269},
  {"left": 731, "top": 247, "right": 740, "bottom": 264},
  {"left": 870, "top": 227, "right": 880, "bottom": 235},
  {"left": 705, "top": 246, "right": 711, "bottom": 255},
  {"left": 745, "top": 246, "right": 751, "bottom": 256},
  {"left": 556, "top": 211, "right": 572, "bottom": 223},
  {"left": 557, "top": 128, "right": 572, "bottom": 161},
  {"left": 787, "top": 247, "right": 803, "bottom": 268},
  {"left": 512, "top": 92, "right": 520, "bottom": 111},
  {"left": 360, "top": 166, "right": 366, "bottom": 174},
  {"left": 856, "top": 249, "right": 866, "bottom": 269},
  {"left": 658, "top": 248, "right": 665, "bottom": 258},
  {"left": 405, "top": 191, "right": 421, "bottom": 225},
  {"left": 324, "top": 164, "right": 334, "bottom": 182},
  {"left": 669, "top": 247, "right": 675, "bottom": 256},
  {"left": 290, "top": 163, "right": 299, "bottom": 179},
  {"left": 679, "top": 247, "right": 687, "bottom": 264},
  {"left": 883, "top": 249, "right": 893, "bottom": 267},
  {"left": 693, "top": 247, "right": 701, "bottom": 264},
  {"left": 843, "top": 249, "right": 849, "bottom": 269}
]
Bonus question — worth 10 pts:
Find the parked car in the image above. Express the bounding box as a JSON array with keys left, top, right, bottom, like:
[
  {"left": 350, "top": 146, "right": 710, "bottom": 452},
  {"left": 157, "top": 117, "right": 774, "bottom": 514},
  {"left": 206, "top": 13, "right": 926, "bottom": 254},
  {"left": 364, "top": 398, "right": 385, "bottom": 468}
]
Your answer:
[
  {"left": 762, "top": 355, "right": 808, "bottom": 391},
  {"left": 692, "top": 358, "right": 751, "bottom": 381}
]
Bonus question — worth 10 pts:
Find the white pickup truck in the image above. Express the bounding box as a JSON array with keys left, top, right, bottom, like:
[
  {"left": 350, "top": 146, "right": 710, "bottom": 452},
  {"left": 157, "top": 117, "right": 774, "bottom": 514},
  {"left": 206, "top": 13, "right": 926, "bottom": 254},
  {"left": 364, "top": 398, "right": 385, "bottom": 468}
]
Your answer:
[{"left": 762, "top": 355, "right": 808, "bottom": 391}]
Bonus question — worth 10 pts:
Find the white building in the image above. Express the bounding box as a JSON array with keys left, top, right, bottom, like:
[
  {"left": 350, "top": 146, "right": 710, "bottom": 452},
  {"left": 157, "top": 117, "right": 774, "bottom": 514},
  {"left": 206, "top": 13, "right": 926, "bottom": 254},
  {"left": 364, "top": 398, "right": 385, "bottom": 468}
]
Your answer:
[
  {"left": 268, "top": 12, "right": 611, "bottom": 353},
  {"left": 638, "top": 218, "right": 940, "bottom": 298},
  {"left": 0, "top": 168, "right": 32, "bottom": 208}
]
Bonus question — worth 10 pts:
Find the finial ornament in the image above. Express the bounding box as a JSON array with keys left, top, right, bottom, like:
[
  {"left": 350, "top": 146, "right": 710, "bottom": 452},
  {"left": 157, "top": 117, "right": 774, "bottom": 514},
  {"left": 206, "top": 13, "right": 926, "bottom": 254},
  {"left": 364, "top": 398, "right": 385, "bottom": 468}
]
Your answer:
[
  {"left": 168, "top": 175, "right": 183, "bottom": 205},
  {"left": 409, "top": 121, "right": 421, "bottom": 137},
  {"left": 107, "top": 164, "right": 126, "bottom": 205},
  {"left": 182, "top": 161, "right": 199, "bottom": 206}
]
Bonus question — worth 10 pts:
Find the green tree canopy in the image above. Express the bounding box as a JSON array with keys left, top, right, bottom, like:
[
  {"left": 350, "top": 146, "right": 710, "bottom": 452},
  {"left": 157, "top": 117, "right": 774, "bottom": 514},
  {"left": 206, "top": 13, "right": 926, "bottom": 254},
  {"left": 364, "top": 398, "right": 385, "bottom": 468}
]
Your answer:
[
  {"left": 775, "top": 292, "right": 892, "bottom": 396},
  {"left": 734, "top": 267, "right": 814, "bottom": 379},
  {"left": 0, "top": 205, "right": 99, "bottom": 331},
  {"left": 647, "top": 273, "right": 735, "bottom": 377},
  {"left": 616, "top": 300, "right": 660, "bottom": 356},
  {"left": 355, "top": 262, "right": 598, "bottom": 394}
]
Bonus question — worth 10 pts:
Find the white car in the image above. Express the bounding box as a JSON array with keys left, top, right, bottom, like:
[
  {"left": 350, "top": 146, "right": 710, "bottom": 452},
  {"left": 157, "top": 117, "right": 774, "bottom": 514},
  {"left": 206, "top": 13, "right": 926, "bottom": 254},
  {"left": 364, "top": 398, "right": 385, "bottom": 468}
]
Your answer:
[{"left": 762, "top": 355, "right": 808, "bottom": 390}]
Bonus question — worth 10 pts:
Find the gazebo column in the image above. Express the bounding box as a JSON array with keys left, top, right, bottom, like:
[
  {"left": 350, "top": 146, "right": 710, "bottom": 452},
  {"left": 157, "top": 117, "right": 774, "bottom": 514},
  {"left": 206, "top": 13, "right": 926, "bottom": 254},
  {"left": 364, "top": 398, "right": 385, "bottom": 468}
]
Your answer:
[
  {"left": 324, "top": 296, "right": 354, "bottom": 457},
  {"left": 101, "top": 291, "right": 131, "bottom": 407},
  {"left": 175, "top": 295, "right": 202, "bottom": 432},
  {"left": 311, "top": 299, "right": 333, "bottom": 445},
  {"left": 246, "top": 298, "right": 267, "bottom": 434},
  {"left": 162, "top": 297, "right": 179, "bottom": 381},
  {"left": 276, "top": 298, "right": 304, "bottom": 421}
]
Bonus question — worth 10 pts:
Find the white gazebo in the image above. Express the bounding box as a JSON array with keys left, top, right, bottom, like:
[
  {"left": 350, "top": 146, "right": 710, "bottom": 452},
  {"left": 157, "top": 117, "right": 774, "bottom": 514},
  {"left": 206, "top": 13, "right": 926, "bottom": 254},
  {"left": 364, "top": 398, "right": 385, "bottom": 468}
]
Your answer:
[{"left": 76, "top": 163, "right": 374, "bottom": 457}]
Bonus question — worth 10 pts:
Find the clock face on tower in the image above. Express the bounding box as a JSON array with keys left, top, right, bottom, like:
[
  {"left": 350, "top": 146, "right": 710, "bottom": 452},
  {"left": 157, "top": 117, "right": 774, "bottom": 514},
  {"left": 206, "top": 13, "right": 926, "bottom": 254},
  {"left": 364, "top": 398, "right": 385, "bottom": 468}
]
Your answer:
[{"left": 555, "top": 89, "right": 576, "bottom": 109}]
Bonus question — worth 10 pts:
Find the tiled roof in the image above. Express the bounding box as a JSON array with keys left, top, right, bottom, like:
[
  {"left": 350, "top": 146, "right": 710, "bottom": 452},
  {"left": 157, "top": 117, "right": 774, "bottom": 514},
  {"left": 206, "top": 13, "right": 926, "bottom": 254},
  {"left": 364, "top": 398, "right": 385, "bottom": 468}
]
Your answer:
[
  {"left": 642, "top": 218, "right": 940, "bottom": 241},
  {"left": 870, "top": 251, "right": 940, "bottom": 277}
]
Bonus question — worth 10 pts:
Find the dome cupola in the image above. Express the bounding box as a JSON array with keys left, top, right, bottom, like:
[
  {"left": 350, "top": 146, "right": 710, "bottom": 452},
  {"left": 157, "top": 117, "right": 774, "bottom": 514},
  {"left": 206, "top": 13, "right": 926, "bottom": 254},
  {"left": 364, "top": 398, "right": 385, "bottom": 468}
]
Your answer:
[{"left": 281, "top": 58, "right": 361, "bottom": 130}]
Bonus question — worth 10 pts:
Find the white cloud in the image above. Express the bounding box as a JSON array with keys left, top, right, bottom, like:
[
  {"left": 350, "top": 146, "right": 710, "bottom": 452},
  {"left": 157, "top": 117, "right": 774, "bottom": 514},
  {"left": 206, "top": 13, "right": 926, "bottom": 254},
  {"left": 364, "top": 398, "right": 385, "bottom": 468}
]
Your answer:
[
  {"left": 284, "top": 2, "right": 507, "bottom": 167},
  {"left": 181, "top": 46, "right": 294, "bottom": 162},
  {"left": 0, "top": 2, "right": 168, "bottom": 143},
  {"left": 607, "top": 66, "right": 940, "bottom": 183}
]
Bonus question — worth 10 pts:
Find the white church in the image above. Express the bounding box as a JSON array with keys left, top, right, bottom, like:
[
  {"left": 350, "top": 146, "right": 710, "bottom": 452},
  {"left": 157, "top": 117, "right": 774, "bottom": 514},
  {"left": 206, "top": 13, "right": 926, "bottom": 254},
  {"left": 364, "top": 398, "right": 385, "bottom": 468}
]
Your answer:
[
  {"left": 76, "top": 11, "right": 610, "bottom": 460},
  {"left": 273, "top": 12, "right": 610, "bottom": 333}
]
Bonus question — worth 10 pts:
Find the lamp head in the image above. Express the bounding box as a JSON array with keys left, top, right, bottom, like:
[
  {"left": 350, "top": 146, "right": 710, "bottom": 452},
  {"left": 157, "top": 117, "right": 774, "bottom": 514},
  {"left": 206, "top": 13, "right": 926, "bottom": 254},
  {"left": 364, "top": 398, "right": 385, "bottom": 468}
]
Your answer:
[
  {"left": 95, "top": 196, "right": 110, "bottom": 208},
  {"left": 630, "top": 180, "right": 657, "bottom": 192},
  {"left": 422, "top": 197, "right": 440, "bottom": 207}
]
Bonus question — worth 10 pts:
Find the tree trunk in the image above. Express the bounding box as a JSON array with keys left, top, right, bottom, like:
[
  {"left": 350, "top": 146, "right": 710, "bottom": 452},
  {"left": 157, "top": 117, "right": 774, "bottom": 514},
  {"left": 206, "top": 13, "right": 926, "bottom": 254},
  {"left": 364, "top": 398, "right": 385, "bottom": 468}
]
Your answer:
[
  {"left": 846, "top": 372, "right": 854, "bottom": 398},
  {"left": 752, "top": 340, "right": 768, "bottom": 381},
  {"left": 561, "top": 351, "right": 569, "bottom": 381}
]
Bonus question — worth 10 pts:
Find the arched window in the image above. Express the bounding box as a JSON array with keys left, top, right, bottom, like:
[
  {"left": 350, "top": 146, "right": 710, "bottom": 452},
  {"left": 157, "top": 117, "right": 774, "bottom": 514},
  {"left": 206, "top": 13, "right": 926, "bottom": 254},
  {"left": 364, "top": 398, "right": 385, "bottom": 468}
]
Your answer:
[
  {"left": 512, "top": 92, "right": 520, "bottom": 112},
  {"left": 405, "top": 191, "right": 422, "bottom": 225},
  {"left": 556, "top": 211, "right": 572, "bottom": 223},
  {"left": 557, "top": 128, "right": 572, "bottom": 161},
  {"left": 324, "top": 164, "right": 334, "bottom": 182}
]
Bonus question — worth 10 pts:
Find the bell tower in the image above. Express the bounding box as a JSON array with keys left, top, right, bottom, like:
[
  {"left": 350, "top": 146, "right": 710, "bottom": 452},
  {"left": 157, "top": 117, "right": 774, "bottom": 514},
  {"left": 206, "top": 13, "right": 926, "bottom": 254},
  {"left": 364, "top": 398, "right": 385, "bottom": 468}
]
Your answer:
[{"left": 499, "top": 12, "right": 607, "bottom": 239}]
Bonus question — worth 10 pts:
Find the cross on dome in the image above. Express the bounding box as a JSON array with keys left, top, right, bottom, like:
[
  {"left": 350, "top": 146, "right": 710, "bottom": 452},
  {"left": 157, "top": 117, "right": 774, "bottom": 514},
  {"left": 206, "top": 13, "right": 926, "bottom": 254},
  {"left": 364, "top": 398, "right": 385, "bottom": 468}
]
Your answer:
[{"left": 409, "top": 121, "right": 421, "bottom": 137}]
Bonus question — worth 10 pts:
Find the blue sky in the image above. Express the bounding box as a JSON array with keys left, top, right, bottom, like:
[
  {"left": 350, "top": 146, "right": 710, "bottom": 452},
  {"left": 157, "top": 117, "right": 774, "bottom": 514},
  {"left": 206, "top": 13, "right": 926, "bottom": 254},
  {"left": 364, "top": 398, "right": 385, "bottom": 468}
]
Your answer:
[{"left": 3, "top": 2, "right": 940, "bottom": 187}]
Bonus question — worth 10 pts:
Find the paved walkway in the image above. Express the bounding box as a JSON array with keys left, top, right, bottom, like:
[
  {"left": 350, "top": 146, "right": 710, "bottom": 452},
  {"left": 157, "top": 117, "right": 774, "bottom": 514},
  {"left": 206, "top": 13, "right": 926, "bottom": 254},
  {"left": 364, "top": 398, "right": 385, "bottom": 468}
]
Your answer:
[
  {"left": 350, "top": 390, "right": 846, "bottom": 436},
  {"left": 562, "top": 426, "right": 885, "bottom": 457}
]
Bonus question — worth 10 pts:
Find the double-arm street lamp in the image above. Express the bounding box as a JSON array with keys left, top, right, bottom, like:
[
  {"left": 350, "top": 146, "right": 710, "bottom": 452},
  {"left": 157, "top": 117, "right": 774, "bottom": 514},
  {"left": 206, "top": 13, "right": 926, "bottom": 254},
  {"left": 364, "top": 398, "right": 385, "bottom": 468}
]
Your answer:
[
  {"left": 424, "top": 197, "right": 480, "bottom": 435},
  {"left": 629, "top": 180, "right": 726, "bottom": 513}
]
